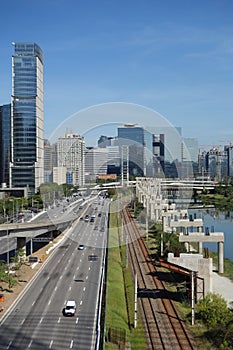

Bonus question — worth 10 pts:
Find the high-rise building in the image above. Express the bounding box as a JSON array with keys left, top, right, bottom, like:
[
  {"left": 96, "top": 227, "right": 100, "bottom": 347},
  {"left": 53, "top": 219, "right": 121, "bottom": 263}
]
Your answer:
[
  {"left": 56, "top": 133, "right": 85, "bottom": 187},
  {"left": 10, "top": 42, "right": 44, "bottom": 194},
  {"left": 0, "top": 104, "right": 11, "bottom": 186},
  {"left": 117, "top": 124, "right": 154, "bottom": 177},
  {"left": 44, "top": 139, "right": 53, "bottom": 183},
  {"left": 85, "top": 147, "right": 108, "bottom": 180}
]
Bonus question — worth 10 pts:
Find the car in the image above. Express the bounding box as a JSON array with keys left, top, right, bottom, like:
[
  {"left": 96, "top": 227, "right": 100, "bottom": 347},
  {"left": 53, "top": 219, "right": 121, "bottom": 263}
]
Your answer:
[
  {"left": 90, "top": 217, "right": 95, "bottom": 223},
  {"left": 98, "top": 213, "right": 101, "bottom": 217},
  {"left": 64, "top": 300, "right": 76, "bottom": 316},
  {"left": 78, "top": 244, "right": 84, "bottom": 250}
]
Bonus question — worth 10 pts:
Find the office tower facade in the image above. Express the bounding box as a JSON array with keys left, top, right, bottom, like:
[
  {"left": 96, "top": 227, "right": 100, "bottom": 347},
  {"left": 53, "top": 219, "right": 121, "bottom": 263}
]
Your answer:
[
  {"left": 118, "top": 124, "right": 154, "bottom": 177},
  {"left": 56, "top": 133, "right": 85, "bottom": 187},
  {"left": 0, "top": 104, "right": 11, "bottom": 186},
  {"left": 44, "top": 139, "right": 53, "bottom": 183},
  {"left": 85, "top": 147, "right": 108, "bottom": 180},
  {"left": 10, "top": 42, "right": 44, "bottom": 194},
  {"left": 226, "top": 146, "right": 233, "bottom": 177}
]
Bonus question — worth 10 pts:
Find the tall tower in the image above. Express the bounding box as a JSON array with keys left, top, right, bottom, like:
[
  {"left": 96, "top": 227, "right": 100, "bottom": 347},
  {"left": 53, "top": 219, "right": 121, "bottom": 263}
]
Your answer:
[
  {"left": 10, "top": 42, "right": 44, "bottom": 194},
  {"left": 0, "top": 104, "right": 11, "bottom": 186}
]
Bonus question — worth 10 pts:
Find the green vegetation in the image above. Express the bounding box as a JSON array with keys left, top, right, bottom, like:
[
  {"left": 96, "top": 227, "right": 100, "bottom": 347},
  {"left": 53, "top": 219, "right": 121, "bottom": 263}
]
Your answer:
[
  {"left": 198, "top": 183, "right": 233, "bottom": 210},
  {"left": 105, "top": 208, "right": 147, "bottom": 349},
  {"left": 193, "top": 293, "right": 233, "bottom": 349}
]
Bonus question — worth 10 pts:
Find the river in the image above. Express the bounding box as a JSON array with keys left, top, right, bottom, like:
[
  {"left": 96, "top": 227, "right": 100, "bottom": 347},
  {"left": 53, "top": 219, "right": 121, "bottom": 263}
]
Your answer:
[{"left": 188, "top": 208, "right": 233, "bottom": 262}]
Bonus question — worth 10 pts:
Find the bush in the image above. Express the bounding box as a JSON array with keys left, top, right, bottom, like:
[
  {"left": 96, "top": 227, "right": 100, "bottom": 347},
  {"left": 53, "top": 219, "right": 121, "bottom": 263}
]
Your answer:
[{"left": 196, "top": 293, "right": 232, "bottom": 328}]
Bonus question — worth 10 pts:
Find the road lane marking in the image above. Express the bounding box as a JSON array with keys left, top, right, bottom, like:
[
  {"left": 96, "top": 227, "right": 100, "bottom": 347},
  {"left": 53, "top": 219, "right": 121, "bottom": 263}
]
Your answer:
[
  {"left": 40, "top": 317, "right": 43, "bottom": 324},
  {"left": 83, "top": 287, "right": 86, "bottom": 292},
  {"left": 58, "top": 317, "right": 61, "bottom": 323},
  {"left": 76, "top": 317, "right": 79, "bottom": 324},
  {"left": 86, "top": 276, "right": 88, "bottom": 280},
  {"left": 55, "top": 286, "right": 57, "bottom": 291},
  {"left": 59, "top": 276, "right": 62, "bottom": 280},
  {"left": 7, "top": 341, "right": 12, "bottom": 349},
  {"left": 69, "top": 286, "right": 72, "bottom": 291},
  {"left": 28, "top": 340, "right": 33, "bottom": 348},
  {"left": 89, "top": 267, "right": 91, "bottom": 271},
  {"left": 21, "top": 318, "right": 25, "bottom": 325},
  {"left": 31, "top": 300, "right": 35, "bottom": 306},
  {"left": 49, "top": 340, "right": 53, "bottom": 348},
  {"left": 73, "top": 274, "right": 75, "bottom": 279},
  {"left": 80, "top": 300, "right": 82, "bottom": 305},
  {"left": 70, "top": 340, "right": 74, "bottom": 348},
  {"left": 48, "top": 298, "right": 52, "bottom": 305}
]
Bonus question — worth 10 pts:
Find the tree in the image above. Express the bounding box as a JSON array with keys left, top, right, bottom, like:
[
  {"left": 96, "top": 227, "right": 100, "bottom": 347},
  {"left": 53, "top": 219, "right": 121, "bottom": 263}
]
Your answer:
[{"left": 196, "top": 293, "right": 232, "bottom": 328}]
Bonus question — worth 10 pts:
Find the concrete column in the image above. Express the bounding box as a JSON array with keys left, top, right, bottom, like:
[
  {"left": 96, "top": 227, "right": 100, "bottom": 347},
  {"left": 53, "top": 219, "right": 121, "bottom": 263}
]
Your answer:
[
  {"left": 17, "top": 237, "right": 27, "bottom": 261},
  {"left": 198, "top": 241, "right": 203, "bottom": 254},
  {"left": 184, "top": 242, "right": 189, "bottom": 252},
  {"left": 218, "top": 241, "right": 224, "bottom": 273}
]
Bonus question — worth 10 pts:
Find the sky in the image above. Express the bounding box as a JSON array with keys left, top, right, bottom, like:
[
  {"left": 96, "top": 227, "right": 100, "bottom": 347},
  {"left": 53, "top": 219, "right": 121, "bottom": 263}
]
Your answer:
[{"left": 1, "top": 0, "right": 233, "bottom": 148}]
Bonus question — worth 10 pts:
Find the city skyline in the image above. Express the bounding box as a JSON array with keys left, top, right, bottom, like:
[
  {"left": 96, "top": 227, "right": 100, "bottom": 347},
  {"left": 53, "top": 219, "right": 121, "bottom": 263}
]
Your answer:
[{"left": 0, "top": 1, "right": 233, "bottom": 147}]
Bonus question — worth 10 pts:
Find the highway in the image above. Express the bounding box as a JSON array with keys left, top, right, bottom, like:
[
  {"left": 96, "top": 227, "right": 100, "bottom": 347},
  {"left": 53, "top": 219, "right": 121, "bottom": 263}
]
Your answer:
[
  {"left": 0, "top": 197, "right": 109, "bottom": 350},
  {"left": 0, "top": 194, "right": 96, "bottom": 257}
]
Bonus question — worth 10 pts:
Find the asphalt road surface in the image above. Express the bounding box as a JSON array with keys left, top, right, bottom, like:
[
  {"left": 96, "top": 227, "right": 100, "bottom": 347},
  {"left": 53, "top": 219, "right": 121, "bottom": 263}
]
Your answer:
[{"left": 0, "top": 198, "right": 109, "bottom": 350}]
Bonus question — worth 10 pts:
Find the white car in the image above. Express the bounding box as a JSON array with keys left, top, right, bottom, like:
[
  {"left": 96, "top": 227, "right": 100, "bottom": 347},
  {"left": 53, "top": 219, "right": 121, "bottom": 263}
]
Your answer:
[{"left": 64, "top": 300, "right": 76, "bottom": 316}]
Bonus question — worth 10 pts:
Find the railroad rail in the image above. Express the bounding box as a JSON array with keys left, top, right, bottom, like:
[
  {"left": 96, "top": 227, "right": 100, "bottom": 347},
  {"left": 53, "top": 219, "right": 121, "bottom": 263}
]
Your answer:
[{"left": 121, "top": 207, "right": 197, "bottom": 350}]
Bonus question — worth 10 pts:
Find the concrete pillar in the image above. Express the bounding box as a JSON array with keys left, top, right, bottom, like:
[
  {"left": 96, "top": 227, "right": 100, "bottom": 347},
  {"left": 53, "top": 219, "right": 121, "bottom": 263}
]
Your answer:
[
  {"left": 17, "top": 237, "right": 27, "bottom": 261},
  {"left": 198, "top": 241, "right": 203, "bottom": 254},
  {"left": 184, "top": 242, "right": 189, "bottom": 252},
  {"left": 218, "top": 241, "right": 224, "bottom": 273}
]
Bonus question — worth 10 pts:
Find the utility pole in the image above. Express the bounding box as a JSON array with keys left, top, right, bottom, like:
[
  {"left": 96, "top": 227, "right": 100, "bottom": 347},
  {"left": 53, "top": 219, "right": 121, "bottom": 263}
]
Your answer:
[{"left": 134, "top": 273, "right": 137, "bottom": 328}]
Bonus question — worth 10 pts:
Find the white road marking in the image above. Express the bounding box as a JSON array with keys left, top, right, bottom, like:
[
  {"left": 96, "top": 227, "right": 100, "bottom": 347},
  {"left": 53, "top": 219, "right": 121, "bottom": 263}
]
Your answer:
[
  {"left": 83, "top": 287, "right": 86, "bottom": 292},
  {"left": 7, "top": 341, "right": 12, "bottom": 349},
  {"left": 21, "top": 319, "right": 25, "bottom": 325},
  {"left": 89, "top": 267, "right": 91, "bottom": 271},
  {"left": 49, "top": 340, "right": 53, "bottom": 348},
  {"left": 73, "top": 274, "right": 76, "bottom": 279},
  {"left": 59, "top": 276, "right": 62, "bottom": 280},
  {"left": 55, "top": 286, "right": 57, "bottom": 291},
  {"left": 58, "top": 317, "right": 61, "bottom": 323},
  {"left": 48, "top": 299, "right": 52, "bottom": 305},
  {"left": 70, "top": 339, "right": 74, "bottom": 348},
  {"left": 76, "top": 317, "right": 79, "bottom": 324},
  {"left": 86, "top": 276, "right": 88, "bottom": 280},
  {"left": 28, "top": 340, "right": 33, "bottom": 348},
  {"left": 69, "top": 286, "right": 72, "bottom": 291},
  {"left": 31, "top": 300, "right": 35, "bottom": 306},
  {"left": 40, "top": 317, "right": 43, "bottom": 324},
  {"left": 80, "top": 300, "right": 83, "bottom": 305}
]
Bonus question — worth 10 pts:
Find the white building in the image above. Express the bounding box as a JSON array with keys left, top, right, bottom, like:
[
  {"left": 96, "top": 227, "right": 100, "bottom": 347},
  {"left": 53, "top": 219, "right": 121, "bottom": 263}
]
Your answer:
[
  {"left": 56, "top": 133, "right": 85, "bottom": 187},
  {"left": 53, "top": 166, "right": 67, "bottom": 185},
  {"left": 85, "top": 147, "right": 108, "bottom": 180}
]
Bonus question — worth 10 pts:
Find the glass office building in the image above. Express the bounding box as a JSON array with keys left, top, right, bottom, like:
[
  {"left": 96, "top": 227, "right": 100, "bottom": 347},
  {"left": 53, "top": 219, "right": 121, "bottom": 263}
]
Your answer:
[
  {"left": 0, "top": 104, "right": 11, "bottom": 185},
  {"left": 118, "top": 124, "right": 154, "bottom": 176},
  {"left": 10, "top": 42, "right": 44, "bottom": 193}
]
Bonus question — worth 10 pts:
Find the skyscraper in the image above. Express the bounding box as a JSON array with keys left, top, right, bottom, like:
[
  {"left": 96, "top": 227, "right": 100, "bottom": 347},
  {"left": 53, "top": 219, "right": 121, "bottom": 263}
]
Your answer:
[
  {"left": 117, "top": 124, "right": 154, "bottom": 177},
  {"left": 0, "top": 104, "right": 11, "bottom": 186},
  {"left": 10, "top": 42, "right": 44, "bottom": 194}
]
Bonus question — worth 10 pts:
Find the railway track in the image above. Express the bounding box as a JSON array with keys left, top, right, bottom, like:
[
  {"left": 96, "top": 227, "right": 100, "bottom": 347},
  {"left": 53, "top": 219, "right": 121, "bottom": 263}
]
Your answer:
[{"left": 121, "top": 207, "right": 196, "bottom": 350}]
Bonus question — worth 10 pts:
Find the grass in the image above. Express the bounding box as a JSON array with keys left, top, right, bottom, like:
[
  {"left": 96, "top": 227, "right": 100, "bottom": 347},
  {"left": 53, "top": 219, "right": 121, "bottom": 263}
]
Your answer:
[{"left": 105, "top": 209, "right": 147, "bottom": 349}]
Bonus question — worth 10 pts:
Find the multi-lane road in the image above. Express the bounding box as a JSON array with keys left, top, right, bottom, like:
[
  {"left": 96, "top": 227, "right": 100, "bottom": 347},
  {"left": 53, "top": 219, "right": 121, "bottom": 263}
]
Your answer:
[{"left": 0, "top": 197, "right": 109, "bottom": 349}]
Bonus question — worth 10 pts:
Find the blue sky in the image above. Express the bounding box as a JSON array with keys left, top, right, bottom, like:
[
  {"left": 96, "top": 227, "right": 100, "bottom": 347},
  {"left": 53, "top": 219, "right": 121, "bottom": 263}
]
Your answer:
[{"left": 1, "top": 0, "right": 233, "bottom": 147}]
